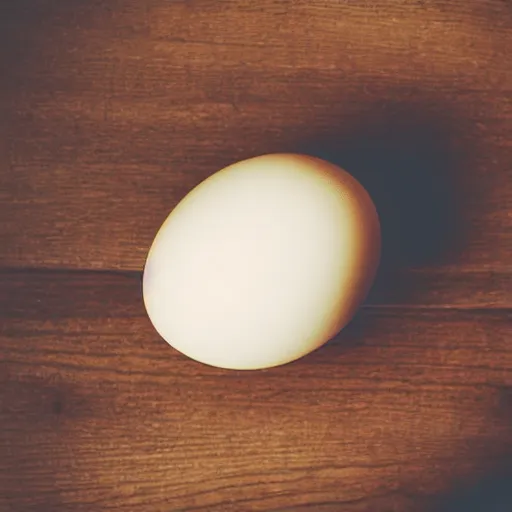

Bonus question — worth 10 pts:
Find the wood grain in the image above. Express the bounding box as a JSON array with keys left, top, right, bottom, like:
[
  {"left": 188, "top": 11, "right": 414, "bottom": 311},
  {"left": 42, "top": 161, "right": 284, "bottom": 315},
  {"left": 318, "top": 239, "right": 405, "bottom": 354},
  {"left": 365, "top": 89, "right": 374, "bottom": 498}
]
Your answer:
[
  {"left": 1, "top": 2, "right": 512, "bottom": 511},
  {"left": 1, "top": 271, "right": 512, "bottom": 512},
  {"left": 1, "top": 0, "right": 511, "bottom": 279},
  {"left": 1, "top": 266, "right": 511, "bottom": 312}
]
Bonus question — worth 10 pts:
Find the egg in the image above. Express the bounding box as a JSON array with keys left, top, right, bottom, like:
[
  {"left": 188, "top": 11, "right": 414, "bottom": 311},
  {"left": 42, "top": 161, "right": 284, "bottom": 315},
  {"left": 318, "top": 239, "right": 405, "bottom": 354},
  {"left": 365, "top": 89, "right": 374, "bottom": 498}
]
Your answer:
[{"left": 143, "top": 153, "right": 380, "bottom": 370}]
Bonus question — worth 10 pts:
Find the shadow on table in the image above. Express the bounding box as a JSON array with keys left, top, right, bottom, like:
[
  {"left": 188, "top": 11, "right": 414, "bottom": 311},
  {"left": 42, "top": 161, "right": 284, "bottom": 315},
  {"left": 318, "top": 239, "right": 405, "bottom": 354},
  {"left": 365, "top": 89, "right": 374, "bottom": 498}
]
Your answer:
[
  {"left": 432, "top": 464, "right": 512, "bottom": 512},
  {"left": 297, "top": 97, "right": 512, "bottom": 512},
  {"left": 295, "top": 95, "right": 471, "bottom": 306},
  {"left": 430, "top": 387, "right": 512, "bottom": 512}
]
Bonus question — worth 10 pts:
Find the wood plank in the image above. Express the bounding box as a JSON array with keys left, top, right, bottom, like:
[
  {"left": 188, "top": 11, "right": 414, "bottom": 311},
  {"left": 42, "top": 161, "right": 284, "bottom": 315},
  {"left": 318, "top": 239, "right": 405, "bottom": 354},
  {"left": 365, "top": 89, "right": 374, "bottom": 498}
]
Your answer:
[
  {"left": 1, "top": 271, "right": 511, "bottom": 511},
  {"left": 0, "top": 0, "right": 511, "bottom": 279},
  {"left": 1, "top": 266, "right": 511, "bottom": 311}
]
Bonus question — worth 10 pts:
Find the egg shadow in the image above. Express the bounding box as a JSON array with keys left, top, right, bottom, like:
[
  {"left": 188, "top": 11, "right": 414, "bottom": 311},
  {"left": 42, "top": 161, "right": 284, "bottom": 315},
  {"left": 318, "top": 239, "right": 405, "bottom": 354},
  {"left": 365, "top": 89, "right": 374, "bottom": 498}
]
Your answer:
[{"left": 295, "top": 97, "right": 470, "bottom": 306}]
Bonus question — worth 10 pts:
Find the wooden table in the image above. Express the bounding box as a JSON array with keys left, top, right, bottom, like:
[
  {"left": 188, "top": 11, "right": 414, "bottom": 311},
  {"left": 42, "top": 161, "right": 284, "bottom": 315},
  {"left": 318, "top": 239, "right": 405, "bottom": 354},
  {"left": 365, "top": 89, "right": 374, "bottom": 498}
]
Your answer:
[{"left": 1, "top": 1, "right": 511, "bottom": 511}]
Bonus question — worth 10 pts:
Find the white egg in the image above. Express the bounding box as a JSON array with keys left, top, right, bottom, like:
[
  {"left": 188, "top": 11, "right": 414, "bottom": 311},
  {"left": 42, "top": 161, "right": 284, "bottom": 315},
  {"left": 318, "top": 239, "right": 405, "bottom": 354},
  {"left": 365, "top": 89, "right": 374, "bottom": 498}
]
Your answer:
[{"left": 143, "top": 154, "right": 380, "bottom": 370}]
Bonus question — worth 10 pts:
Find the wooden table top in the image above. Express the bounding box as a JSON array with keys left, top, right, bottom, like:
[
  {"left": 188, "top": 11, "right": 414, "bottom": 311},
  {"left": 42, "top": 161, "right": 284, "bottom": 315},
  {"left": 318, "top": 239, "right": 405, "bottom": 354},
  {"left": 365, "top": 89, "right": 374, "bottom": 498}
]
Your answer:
[{"left": 1, "top": 1, "right": 511, "bottom": 511}]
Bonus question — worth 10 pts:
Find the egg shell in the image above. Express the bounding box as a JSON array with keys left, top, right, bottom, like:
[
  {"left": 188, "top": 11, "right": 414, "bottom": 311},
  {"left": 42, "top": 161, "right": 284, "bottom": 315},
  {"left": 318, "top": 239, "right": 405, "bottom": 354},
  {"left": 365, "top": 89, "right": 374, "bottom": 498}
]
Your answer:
[{"left": 143, "top": 153, "right": 380, "bottom": 370}]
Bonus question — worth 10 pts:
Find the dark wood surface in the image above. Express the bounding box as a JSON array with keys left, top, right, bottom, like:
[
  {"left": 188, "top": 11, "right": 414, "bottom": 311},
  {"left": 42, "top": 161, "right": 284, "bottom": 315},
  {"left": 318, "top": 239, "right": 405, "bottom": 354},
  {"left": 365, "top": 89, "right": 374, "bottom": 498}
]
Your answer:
[
  {"left": 1, "top": 1, "right": 511, "bottom": 511},
  {"left": 2, "top": 271, "right": 512, "bottom": 512}
]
